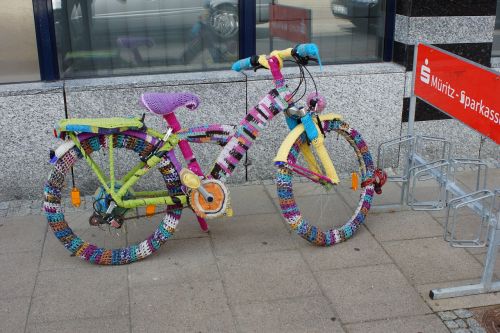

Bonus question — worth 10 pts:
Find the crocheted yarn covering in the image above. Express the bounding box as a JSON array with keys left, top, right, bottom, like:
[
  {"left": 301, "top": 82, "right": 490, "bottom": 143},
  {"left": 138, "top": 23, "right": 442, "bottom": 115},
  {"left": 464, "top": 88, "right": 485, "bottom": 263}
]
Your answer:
[
  {"left": 276, "top": 119, "right": 375, "bottom": 246},
  {"left": 43, "top": 132, "right": 183, "bottom": 265},
  {"left": 141, "top": 92, "right": 200, "bottom": 115},
  {"left": 210, "top": 89, "right": 288, "bottom": 180},
  {"left": 57, "top": 117, "right": 144, "bottom": 135},
  {"left": 177, "top": 124, "right": 236, "bottom": 145}
]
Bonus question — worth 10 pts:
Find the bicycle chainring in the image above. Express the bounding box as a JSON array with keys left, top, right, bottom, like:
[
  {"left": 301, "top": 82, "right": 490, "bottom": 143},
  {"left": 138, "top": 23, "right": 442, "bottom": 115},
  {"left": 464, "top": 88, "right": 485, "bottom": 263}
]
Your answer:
[{"left": 189, "top": 179, "right": 230, "bottom": 219}]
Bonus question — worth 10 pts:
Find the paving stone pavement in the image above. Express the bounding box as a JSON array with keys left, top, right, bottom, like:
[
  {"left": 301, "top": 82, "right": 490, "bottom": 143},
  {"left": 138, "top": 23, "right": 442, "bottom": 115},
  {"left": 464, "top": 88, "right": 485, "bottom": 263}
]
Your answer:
[
  {"left": 0, "top": 174, "right": 498, "bottom": 332},
  {"left": 437, "top": 309, "right": 488, "bottom": 333}
]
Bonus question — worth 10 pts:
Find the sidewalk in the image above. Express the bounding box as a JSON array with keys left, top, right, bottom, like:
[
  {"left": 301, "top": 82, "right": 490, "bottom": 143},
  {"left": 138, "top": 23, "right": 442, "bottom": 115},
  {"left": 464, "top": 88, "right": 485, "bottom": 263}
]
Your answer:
[{"left": 0, "top": 170, "right": 498, "bottom": 332}]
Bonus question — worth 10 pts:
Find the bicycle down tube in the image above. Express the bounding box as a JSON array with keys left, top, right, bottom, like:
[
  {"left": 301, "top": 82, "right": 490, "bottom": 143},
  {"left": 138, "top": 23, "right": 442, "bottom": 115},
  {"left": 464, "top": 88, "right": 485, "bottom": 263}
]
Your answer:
[{"left": 206, "top": 54, "right": 338, "bottom": 185}]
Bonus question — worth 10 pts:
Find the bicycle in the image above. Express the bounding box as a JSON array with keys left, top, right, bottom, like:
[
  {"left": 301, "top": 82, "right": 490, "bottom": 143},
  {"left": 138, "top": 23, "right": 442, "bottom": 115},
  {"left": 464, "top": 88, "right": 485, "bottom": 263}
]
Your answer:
[{"left": 43, "top": 44, "right": 386, "bottom": 265}]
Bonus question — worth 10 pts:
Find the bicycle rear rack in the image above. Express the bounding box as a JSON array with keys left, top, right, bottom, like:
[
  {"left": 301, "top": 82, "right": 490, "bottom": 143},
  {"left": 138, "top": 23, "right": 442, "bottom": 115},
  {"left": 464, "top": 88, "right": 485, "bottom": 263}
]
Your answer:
[{"left": 375, "top": 134, "right": 500, "bottom": 299}]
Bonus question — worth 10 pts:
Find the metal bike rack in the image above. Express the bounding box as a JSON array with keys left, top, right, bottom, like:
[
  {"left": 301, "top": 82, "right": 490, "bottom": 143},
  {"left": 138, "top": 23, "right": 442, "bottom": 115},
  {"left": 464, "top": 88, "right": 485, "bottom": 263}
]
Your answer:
[
  {"left": 431, "top": 190, "right": 500, "bottom": 299},
  {"left": 376, "top": 135, "right": 451, "bottom": 211},
  {"left": 375, "top": 135, "right": 416, "bottom": 211},
  {"left": 377, "top": 133, "right": 500, "bottom": 299},
  {"left": 444, "top": 189, "right": 492, "bottom": 248},
  {"left": 373, "top": 44, "right": 500, "bottom": 299}
]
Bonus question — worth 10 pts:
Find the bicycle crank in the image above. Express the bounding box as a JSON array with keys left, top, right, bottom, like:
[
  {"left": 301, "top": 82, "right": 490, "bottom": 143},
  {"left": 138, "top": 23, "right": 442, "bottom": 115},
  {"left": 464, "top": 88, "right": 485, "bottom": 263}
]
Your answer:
[{"left": 180, "top": 168, "right": 231, "bottom": 219}]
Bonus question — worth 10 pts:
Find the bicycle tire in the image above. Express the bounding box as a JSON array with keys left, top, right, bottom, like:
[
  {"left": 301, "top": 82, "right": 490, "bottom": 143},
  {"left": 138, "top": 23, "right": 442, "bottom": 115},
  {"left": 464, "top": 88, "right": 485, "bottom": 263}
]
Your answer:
[
  {"left": 276, "top": 119, "right": 376, "bottom": 246},
  {"left": 43, "top": 132, "right": 183, "bottom": 265}
]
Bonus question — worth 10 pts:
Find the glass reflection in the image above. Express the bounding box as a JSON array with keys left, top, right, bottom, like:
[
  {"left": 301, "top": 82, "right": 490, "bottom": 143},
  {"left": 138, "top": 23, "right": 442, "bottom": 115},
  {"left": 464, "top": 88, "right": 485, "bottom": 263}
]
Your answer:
[
  {"left": 53, "top": 0, "right": 240, "bottom": 78},
  {"left": 257, "top": 0, "right": 385, "bottom": 64}
]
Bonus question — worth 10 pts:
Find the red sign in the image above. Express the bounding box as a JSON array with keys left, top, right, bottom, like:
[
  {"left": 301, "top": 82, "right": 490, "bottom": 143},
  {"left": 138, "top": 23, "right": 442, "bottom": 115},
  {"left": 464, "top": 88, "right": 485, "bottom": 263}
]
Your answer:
[
  {"left": 269, "top": 4, "right": 311, "bottom": 44},
  {"left": 414, "top": 43, "right": 500, "bottom": 144}
]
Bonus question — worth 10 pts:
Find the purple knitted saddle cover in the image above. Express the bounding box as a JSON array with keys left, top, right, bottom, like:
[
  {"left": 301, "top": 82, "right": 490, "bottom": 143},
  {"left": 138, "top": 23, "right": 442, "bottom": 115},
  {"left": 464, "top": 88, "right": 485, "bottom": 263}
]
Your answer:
[{"left": 140, "top": 92, "right": 200, "bottom": 116}]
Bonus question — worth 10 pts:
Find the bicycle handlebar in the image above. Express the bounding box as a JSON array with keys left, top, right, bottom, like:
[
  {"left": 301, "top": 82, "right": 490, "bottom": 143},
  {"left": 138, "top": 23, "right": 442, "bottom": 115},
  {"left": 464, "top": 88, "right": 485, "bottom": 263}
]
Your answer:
[{"left": 231, "top": 44, "right": 322, "bottom": 72}]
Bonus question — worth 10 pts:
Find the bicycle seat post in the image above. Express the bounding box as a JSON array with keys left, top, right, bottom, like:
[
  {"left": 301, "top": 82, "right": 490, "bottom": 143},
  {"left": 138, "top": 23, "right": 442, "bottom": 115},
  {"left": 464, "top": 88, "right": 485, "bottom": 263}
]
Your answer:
[{"left": 163, "top": 112, "right": 208, "bottom": 232}]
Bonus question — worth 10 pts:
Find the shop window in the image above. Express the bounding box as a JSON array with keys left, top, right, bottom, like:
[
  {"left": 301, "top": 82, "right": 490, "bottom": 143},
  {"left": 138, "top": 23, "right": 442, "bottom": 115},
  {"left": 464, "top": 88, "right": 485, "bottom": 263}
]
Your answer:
[
  {"left": 257, "top": 0, "right": 386, "bottom": 64},
  {"left": 52, "top": 0, "right": 239, "bottom": 78},
  {"left": 51, "top": 0, "right": 386, "bottom": 79}
]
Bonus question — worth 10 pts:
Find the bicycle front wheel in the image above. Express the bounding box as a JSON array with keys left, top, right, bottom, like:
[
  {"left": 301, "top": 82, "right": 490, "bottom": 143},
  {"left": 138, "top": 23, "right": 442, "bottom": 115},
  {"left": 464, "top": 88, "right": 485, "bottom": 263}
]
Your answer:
[
  {"left": 43, "top": 132, "right": 183, "bottom": 265},
  {"left": 276, "top": 118, "right": 376, "bottom": 246}
]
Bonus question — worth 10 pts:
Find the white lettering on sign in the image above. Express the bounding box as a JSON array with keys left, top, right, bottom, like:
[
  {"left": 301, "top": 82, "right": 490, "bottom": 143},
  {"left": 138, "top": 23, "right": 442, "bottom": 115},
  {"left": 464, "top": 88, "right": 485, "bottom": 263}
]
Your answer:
[
  {"left": 430, "top": 76, "right": 455, "bottom": 99},
  {"left": 459, "top": 91, "right": 500, "bottom": 124},
  {"left": 419, "top": 60, "right": 500, "bottom": 124},
  {"left": 420, "top": 59, "right": 431, "bottom": 84},
  {"left": 420, "top": 60, "right": 455, "bottom": 99}
]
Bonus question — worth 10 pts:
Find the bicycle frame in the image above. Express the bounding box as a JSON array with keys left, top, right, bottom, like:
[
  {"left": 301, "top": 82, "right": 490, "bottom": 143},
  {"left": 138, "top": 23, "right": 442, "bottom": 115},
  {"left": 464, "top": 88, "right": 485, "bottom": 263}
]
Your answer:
[
  {"left": 69, "top": 128, "right": 188, "bottom": 210},
  {"left": 69, "top": 55, "right": 340, "bottom": 214}
]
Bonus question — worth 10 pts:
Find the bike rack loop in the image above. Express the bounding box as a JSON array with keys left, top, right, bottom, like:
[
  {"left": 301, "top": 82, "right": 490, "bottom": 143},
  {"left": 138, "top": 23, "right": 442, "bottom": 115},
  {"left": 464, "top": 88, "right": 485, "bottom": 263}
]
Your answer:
[{"left": 373, "top": 45, "right": 499, "bottom": 300}]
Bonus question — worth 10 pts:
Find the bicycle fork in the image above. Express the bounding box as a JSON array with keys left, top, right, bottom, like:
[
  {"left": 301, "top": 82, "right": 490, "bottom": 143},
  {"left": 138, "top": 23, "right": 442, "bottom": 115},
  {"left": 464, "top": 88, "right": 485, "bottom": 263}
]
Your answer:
[{"left": 279, "top": 113, "right": 339, "bottom": 186}]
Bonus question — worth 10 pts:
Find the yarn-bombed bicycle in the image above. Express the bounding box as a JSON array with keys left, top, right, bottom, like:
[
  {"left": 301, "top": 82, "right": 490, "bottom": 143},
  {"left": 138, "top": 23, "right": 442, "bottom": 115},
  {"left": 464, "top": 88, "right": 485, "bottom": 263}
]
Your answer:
[{"left": 43, "top": 44, "right": 386, "bottom": 265}]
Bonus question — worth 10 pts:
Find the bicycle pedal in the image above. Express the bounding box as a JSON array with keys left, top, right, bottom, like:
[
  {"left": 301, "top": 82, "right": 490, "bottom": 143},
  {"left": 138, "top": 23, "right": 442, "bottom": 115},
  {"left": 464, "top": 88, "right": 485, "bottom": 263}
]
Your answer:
[
  {"left": 224, "top": 207, "right": 234, "bottom": 217},
  {"left": 180, "top": 168, "right": 201, "bottom": 189}
]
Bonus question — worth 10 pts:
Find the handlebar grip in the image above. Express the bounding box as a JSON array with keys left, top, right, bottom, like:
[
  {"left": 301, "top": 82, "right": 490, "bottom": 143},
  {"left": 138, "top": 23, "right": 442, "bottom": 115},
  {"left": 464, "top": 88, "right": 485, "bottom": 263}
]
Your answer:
[
  {"left": 231, "top": 57, "right": 253, "bottom": 72},
  {"left": 270, "top": 48, "right": 293, "bottom": 60},
  {"left": 295, "top": 44, "right": 323, "bottom": 69}
]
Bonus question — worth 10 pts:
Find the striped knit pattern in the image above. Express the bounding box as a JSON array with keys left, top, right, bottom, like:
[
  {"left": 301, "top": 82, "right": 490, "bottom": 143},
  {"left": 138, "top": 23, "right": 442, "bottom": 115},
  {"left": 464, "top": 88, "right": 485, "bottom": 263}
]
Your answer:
[
  {"left": 43, "top": 132, "right": 183, "bottom": 265},
  {"left": 176, "top": 124, "right": 236, "bottom": 145},
  {"left": 210, "top": 89, "right": 288, "bottom": 180},
  {"left": 276, "top": 119, "right": 375, "bottom": 246}
]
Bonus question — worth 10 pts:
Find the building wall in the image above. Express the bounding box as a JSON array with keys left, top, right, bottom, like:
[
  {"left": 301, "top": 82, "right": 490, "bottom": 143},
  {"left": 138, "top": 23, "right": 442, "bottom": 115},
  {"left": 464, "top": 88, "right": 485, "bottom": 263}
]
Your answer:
[
  {"left": 0, "top": 83, "right": 63, "bottom": 201},
  {"left": 0, "top": 0, "right": 498, "bottom": 200},
  {"left": 0, "top": 63, "right": 408, "bottom": 200}
]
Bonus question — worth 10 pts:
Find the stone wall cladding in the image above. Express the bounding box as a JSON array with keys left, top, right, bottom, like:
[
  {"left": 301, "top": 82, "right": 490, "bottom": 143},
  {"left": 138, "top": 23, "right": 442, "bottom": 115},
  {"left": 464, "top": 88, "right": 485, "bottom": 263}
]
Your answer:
[
  {"left": 0, "top": 83, "right": 64, "bottom": 201},
  {"left": 1, "top": 60, "right": 497, "bottom": 200},
  {"left": 395, "top": 15, "right": 495, "bottom": 45}
]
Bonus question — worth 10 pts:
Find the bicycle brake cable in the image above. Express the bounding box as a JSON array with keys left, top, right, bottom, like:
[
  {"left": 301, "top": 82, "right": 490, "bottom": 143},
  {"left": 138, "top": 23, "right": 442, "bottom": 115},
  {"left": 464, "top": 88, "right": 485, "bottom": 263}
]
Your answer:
[
  {"left": 284, "top": 59, "right": 303, "bottom": 100},
  {"left": 293, "top": 61, "right": 308, "bottom": 102},
  {"left": 301, "top": 61, "right": 318, "bottom": 97}
]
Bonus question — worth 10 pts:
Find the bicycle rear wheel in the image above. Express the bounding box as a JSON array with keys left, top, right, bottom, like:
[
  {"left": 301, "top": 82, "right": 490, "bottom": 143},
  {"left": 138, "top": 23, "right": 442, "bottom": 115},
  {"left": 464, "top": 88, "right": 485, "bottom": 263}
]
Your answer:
[
  {"left": 276, "top": 119, "right": 375, "bottom": 246},
  {"left": 43, "top": 132, "right": 183, "bottom": 265}
]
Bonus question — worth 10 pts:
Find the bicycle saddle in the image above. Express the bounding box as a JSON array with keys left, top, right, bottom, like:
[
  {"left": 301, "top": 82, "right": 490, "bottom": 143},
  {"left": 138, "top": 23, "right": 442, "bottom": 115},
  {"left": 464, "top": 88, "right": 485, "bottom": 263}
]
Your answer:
[{"left": 140, "top": 92, "right": 200, "bottom": 115}]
